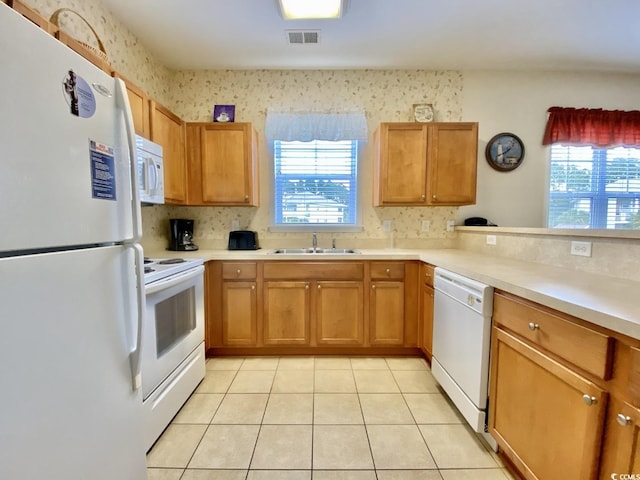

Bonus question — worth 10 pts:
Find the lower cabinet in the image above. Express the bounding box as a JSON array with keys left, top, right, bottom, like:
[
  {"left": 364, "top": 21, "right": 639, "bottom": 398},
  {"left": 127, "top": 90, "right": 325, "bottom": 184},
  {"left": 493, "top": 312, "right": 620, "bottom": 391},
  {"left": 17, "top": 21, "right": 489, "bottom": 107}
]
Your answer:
[
  {"left": 316, "top": 281, "right": 364, "bottom": 345},
  {"left": 263, "top": 281, "right": 310, "bottom": 345},
  {"left": 490, "top": 327, "right": 606, "bottom": 479},
  {"left": 369, "top": 281, "right": 404, "bottom": 345},
  {"left": 490, "top": 291, "right": 640, "bottom": 480},
  {"left": 419, "top": 262, "right": 435, "bottom": 358},
  {"left": 369, "top": 262, "right": 406, "bottom": 346},
  {"left": 206, "top": 260, "right": 418, "bottom": 351},
  {"left": 221, "top": 281, "right": 257, "bottom": 346},
  {"left": 600, "top": 397, "right": 640, "bottom": 475}
]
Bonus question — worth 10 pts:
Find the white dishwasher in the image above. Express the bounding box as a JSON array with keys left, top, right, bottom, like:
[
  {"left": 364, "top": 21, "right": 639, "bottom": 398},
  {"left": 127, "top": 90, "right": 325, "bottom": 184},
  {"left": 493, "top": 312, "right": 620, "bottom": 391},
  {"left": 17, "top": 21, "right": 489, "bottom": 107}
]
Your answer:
[{"left": 432, "top": 267, "right": 496, "bottom": 449}]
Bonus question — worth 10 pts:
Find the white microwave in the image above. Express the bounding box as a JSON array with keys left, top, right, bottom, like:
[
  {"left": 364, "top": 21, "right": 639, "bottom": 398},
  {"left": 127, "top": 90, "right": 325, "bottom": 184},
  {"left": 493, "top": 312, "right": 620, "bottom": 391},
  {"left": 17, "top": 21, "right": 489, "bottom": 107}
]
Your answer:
[{"left": 136, "top": 135, "right": 164, "bottom": 205}]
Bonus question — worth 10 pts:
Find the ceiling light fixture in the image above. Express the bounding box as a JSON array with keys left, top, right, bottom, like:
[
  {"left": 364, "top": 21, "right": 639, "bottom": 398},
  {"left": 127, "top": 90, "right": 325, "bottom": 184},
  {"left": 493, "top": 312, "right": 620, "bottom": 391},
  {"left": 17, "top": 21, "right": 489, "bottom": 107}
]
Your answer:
[{"left": 278, "top": 0, "right": 346, "bottom": 19}]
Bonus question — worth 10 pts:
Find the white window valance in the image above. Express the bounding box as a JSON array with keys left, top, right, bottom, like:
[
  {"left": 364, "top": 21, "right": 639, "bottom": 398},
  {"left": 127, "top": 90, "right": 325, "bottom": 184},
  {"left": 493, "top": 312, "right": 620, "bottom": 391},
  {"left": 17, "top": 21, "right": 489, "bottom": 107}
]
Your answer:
[{"left": 265, "top": 109, "right": 368, "bottom": 142}]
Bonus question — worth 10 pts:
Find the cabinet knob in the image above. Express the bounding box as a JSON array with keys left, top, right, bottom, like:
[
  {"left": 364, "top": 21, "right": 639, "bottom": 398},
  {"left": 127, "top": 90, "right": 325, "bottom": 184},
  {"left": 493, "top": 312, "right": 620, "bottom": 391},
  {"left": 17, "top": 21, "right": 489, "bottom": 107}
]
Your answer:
[
  {"left": 317, "top": 285, "right": 321, "bottom": 289},
  {"left": 251, "top": 285, "right": 255, "bottom": 290},
  {"left": 421, "top": 195, "right": 425, "bottom": 200},
  {"left": 582, "top": 394, "right": 598, "bottom": 406},
  {"left": 305, "top": 284, "right": 309, "bottom": 290},
  {"left": 385, "top": 268, "right": 391, "bottom": 274},
  {"left": 372, "top": 285, "right": 376, "bottom": 289},
  {"left": 528, "top": 322, "right": 540, "bottom": 331},
  {"left": 432, "top": 195, "right": 437, "bottom": 199},
  {"left": 617, "top": 414, "right": 633, "bottom": 426},
  {"left": 236, "top": 269, "right": 241, "bottom": 276}
]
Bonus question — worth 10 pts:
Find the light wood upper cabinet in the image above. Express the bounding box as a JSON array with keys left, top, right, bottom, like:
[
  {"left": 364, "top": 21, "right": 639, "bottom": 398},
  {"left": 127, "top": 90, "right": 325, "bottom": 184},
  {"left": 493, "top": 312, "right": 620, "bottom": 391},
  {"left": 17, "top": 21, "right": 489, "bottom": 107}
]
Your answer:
[
  {"left": 150, "top": 101, "right": 186, "bottom": 204},
  {"left": 186, "top": 122, "right": 259, "bottom": 206},
  {"left": 374, "top": 123, "right": 428, "bottom": 204},
  {"left": 428, "top": 123, "right": 478, "bottom": 205},
  {"left": 113, "top": 73, "right": 150, "bottom": 138},
  {"left": 373, "top": 122, "right": 478, "bottom": 206}
]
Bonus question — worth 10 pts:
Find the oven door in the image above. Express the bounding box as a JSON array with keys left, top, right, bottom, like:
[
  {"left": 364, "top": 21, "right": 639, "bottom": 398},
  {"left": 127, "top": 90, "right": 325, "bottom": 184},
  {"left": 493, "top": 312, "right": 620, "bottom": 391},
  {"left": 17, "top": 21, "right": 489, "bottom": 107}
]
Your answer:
[{"left": 142, "top": 265, "right": 204, "bottom": 400}]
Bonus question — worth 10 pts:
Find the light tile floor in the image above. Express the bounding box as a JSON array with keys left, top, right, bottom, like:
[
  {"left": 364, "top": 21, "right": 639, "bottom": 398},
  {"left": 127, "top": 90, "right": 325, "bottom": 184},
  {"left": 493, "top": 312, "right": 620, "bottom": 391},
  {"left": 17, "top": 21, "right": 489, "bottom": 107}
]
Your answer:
[{"left": 147, "top": 356, "right": 515, "bottom": 480}]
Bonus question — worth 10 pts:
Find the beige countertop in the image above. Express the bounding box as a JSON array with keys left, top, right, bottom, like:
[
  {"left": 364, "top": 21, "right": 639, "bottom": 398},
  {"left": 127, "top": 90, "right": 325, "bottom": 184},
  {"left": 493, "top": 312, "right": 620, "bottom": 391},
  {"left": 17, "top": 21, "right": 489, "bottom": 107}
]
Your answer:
[{"left": 148, "top": 247, "right": 640, "bottom": 340}]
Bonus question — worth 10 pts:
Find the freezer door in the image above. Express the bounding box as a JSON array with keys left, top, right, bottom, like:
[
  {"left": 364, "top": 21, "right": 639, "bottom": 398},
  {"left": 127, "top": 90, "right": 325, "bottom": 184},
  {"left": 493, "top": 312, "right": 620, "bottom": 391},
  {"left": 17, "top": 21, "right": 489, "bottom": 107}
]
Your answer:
[
  {"left": 0, "top": 246, "right": 147, "bottom": 480},
  {"left": 0, "top": 5, "right": 136, "bottom": 252}
]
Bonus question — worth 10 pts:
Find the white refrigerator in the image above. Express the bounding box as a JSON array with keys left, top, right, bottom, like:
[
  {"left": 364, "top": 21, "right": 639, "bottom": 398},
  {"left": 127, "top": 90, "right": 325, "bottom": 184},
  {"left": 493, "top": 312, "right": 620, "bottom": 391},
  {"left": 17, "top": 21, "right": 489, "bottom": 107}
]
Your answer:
[{"left": 0, "top": 4, "right": 147, "bottom": 479}]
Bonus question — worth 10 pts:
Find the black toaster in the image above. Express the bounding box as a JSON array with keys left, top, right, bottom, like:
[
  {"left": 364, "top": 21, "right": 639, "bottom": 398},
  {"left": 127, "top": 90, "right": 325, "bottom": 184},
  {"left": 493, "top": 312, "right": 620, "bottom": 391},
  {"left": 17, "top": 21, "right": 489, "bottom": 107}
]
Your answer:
[{"left": 228, "top": 230, "right": 260, "bottom": 250}]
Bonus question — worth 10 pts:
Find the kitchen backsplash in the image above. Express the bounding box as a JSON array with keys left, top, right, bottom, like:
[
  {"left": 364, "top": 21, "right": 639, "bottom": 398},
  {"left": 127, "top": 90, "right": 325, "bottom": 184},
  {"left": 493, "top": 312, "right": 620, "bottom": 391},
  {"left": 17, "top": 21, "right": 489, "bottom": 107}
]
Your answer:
[{"left": 457, "top": 229, "right": 640, "bottom": 282}]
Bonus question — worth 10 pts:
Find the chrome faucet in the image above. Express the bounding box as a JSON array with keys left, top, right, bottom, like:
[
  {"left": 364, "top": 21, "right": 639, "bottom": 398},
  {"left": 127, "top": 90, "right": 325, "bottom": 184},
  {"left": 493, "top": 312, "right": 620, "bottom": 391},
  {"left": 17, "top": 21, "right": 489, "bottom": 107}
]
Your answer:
[{"left": 312, "top": 232, "right": 317, "bottom": 252}]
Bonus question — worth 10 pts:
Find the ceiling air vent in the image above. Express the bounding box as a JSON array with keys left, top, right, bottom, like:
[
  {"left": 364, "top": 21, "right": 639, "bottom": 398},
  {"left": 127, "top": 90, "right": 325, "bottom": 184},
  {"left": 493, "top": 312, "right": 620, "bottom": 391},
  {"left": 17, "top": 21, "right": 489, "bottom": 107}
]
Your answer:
[{"left": 286, "top": 30, "right": 320, "bottom": 45}]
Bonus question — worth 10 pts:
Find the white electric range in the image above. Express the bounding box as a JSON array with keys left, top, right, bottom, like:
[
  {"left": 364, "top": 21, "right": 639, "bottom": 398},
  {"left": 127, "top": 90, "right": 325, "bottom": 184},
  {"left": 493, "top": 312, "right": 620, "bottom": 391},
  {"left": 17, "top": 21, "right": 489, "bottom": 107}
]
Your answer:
[{"left": 141, "top": 256, "right": 206, "bottom": 451}]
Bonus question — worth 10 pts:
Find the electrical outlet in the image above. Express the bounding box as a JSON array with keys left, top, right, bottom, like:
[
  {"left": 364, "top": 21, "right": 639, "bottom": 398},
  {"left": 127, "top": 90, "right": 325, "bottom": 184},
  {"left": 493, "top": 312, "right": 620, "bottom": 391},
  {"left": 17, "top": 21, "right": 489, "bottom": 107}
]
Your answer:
[
  {"left": 486, "top": 235, "right": 497, "bottom": 245},
  {"left": 570, "top": 241, "right": 592, "bottom": 257},
  {"left": 231, "top": 220, "right": 240, "bottom": 231},
  {"left": 446, "top": 220, "right": 455, "bottom": 232},
  {"left": 421, "top": 220, "right": 431, "bottom": 232},
  {"left": 383, "top": 220, "right": 392, "bottom": 232}
]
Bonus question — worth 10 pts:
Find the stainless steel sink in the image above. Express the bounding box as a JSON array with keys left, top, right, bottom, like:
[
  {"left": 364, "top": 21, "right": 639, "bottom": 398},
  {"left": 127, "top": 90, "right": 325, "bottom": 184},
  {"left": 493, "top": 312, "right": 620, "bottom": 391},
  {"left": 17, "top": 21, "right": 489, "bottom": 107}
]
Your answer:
[{"left": 268, "top": 248, "right": 360, "bottom": 254}]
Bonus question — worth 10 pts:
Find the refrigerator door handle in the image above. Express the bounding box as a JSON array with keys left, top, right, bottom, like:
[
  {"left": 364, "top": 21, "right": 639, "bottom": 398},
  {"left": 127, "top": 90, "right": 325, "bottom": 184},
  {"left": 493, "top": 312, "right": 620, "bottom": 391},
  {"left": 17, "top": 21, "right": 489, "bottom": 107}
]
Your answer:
[
  {"left": 128, "top": 242, "right": 145, "bottom": 391},
  {"left": 115, "top": 78, "right": 143, "bottom": 243}
]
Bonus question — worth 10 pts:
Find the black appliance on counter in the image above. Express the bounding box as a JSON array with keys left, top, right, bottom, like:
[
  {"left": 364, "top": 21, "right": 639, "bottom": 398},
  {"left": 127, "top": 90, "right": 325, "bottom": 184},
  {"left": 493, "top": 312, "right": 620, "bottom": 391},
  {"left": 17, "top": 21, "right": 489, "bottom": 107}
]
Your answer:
[
  {"left": 228, "top": 230, "right": 259, "bottom": 250},
  {"left": 168, "top": 218, "right": 198, "bottom": 251}
]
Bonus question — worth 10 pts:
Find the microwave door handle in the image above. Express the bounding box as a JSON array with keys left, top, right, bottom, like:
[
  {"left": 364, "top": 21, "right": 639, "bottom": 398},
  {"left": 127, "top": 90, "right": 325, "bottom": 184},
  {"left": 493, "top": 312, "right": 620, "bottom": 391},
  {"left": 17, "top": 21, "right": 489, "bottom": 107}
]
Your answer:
[{"left": 148, "top": 157, "right": 160, "bottom": 192}]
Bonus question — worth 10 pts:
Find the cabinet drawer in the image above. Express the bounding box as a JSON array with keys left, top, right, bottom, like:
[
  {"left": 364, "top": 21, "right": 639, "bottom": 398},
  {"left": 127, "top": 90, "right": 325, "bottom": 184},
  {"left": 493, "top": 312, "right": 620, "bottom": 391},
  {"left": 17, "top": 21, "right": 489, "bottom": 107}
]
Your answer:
[
  {"left": 222, "top": 262, "right": 257, "bottom": 280},
  {"left": 493, "top": 292, "right": 613, "bottom": 380},
  {"left": 421, "top": 263, "right": 435, "bottom": 287},
  {"left": 370, "top": 262, "right": 405, "bottom": 280},
  {"left": 263, "top": 262, "right": 364, "bottom": 280}
]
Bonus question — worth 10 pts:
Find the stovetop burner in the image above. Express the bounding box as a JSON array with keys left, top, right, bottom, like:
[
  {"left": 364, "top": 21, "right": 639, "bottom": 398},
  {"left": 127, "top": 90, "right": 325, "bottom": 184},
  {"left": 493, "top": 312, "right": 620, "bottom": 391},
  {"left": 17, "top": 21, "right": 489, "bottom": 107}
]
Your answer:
[
  {"left": 158, "top": 258, "right": 186, "bottom": 265},
  {"left": 143, "top": 256, "right": 204, "bottom": 285}
]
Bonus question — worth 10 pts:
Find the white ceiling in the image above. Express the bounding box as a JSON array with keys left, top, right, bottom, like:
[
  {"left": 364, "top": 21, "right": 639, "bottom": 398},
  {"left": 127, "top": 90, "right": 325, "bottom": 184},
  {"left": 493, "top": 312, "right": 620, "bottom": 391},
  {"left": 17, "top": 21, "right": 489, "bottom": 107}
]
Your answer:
[{"left": 100, "top": 0, "right": 640, "bottom": 73}]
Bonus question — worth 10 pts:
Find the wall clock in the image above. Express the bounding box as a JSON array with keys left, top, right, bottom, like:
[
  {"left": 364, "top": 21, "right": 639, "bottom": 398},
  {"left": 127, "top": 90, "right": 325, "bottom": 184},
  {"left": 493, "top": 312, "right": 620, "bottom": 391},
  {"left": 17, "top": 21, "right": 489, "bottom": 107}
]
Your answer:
[{"left": 485, "top": 132, "right": 525, "bottom": 171}]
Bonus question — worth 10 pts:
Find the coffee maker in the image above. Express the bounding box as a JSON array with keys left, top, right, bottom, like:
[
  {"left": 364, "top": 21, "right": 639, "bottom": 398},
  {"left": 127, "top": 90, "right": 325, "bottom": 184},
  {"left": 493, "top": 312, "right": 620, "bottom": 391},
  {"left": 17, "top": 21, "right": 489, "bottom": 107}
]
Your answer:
[{"left": 168, "top": 218, "right": 198, "bottom": 251}]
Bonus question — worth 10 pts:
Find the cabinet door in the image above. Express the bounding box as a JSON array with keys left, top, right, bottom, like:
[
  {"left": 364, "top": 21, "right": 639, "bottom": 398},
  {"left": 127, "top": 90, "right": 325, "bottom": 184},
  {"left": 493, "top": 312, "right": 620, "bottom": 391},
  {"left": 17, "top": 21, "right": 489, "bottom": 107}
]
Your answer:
[
  {"left": 427, "top": 123, "right": 478, "bottom": 205},
  {"left": 489, "top": 328, "right": 606, "bottom": 480},
  {"left": 150, "top": 101, "right": 186, "bottom": 204},
  {"left": 600, "top": 398, "right": 640, "bottom": 477},
  {"left": 420, "top": 283, "right": 434, "bottom": 357},
  {"left": 370, "top": 281, "right": 405, "bottom": 345},
  {"left": 316, "top": 281, "right": 364, "bottom": 345},
  {"left": 374, "top": 123, "right": 428, "bottom": 205},
  {"left": 113, "top": 73, "right": 149, "bottom": 138},
  {"left": 263, "top": 281, "right": 310, "bottom": 345},
  {"left": 200, "top": 123, "right": 258, "bottom": 205},
  {"left": 221, "top": 281, "right": 257, "bottom": 346}
]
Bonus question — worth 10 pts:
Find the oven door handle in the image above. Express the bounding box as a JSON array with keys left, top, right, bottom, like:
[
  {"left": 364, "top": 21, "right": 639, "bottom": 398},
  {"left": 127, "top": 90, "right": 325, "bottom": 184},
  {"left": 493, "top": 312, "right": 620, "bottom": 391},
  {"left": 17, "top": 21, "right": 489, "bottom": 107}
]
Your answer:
[
  {"left": 128, "top": 243, "right": 145, "bottom": 391},
  {"left": 145, "top": 265, "right": 205, "bottom": 295}
]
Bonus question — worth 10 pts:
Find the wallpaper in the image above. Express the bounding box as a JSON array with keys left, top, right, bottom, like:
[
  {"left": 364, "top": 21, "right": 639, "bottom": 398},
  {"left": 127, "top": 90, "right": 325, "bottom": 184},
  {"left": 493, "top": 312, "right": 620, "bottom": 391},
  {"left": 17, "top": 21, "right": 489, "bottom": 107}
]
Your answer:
[
  {"left": 16, "top": 0, "right": 466, "bottom": 251},
  {"left": 25, "top": 0, "right": 173, "bottom": 104},
  {"left": 142, "top": 69, "right": 465, "bottom": 250}
]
